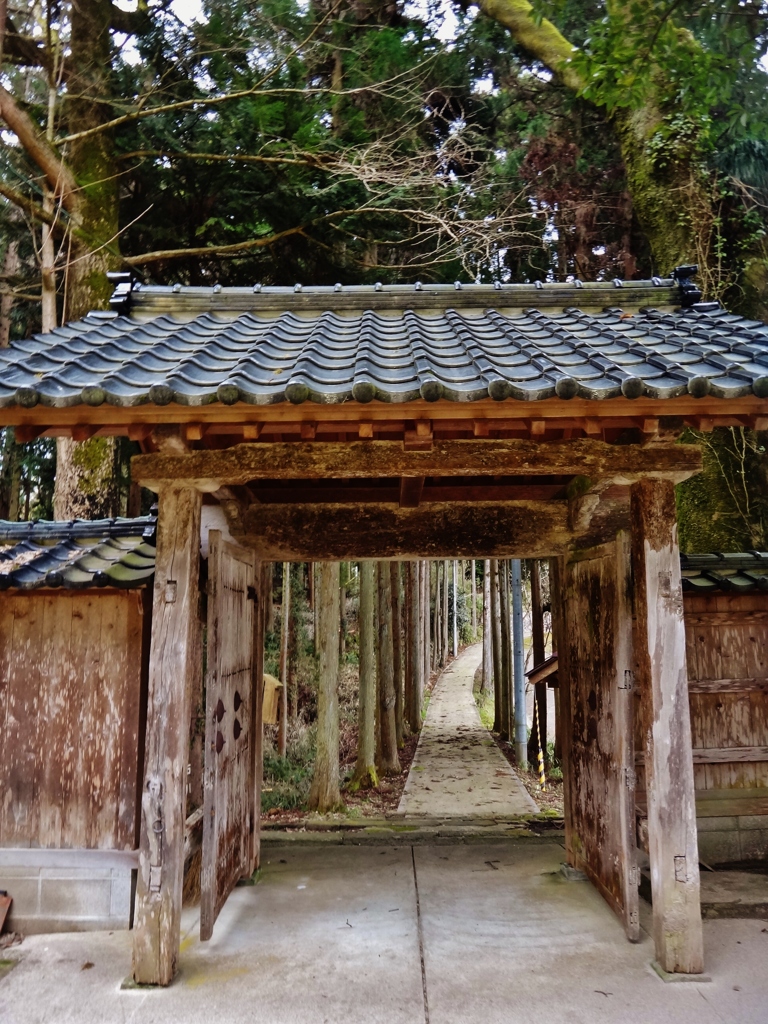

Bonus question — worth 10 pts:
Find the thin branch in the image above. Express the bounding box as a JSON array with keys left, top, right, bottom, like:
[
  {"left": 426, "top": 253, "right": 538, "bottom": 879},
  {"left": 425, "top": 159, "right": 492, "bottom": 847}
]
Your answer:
[
  {"left": 56, "top": 56, "right": 438, "bottom": 146},
  {"left": 118, "top": 149, "right": 324, "bottom": 168}
]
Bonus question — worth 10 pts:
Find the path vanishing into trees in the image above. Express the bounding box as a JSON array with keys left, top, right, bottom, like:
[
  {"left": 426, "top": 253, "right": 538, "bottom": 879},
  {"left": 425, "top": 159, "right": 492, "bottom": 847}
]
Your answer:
[{"left": 397, "top": 644, "right": 538, "bottom": 819}]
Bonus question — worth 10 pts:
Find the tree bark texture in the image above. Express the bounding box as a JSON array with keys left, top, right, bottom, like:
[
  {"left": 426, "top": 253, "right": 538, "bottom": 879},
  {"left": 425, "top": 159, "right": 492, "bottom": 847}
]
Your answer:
[
  {"left": 442, "top": 558, "right": 449, "bottom": 664},
  {"left": 499, "top": 560, "right": 512, "bottom": 741},
  {"left": 391, "top": 561, "right": 405, "bottom": 749},
  {"left": 491, "top": 559, "right": 503, "bottom": 733},
  {"left": 278, "top": 561, "right": 290, "bottom": 757},
  {"left": 471, "top": 559, "right": 477, "bottom": 640},
  {"left": 527, "top": 560, "right": 548, "bottom": 765},
  {"left": 308, "top": 561, "right": 342, "bottom": 812},
  {"left": 351, "top": 561, "right": 378, "bottom": 789},
  {"left": 421, "top": 560, "right": 430, "bottom": 689},
  {"left": 482, "top": 560, "right": 492, "bottom": 694},
  {"left": 406, "top": 560, "right": 422, "bottom": 733},
  {"left": 376, "top": 561, "right": 400, "bottom": 773}
]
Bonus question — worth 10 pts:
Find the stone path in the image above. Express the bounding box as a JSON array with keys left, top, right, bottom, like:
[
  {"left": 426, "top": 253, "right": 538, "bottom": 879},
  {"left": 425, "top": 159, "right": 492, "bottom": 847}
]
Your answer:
[{"left": 397, "top": 644, "right": 538, "bottom": 818}]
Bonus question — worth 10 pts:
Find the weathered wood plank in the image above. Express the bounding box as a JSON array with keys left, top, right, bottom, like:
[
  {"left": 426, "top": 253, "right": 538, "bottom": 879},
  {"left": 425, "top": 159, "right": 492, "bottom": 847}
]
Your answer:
[
  {"left": 201, "top": 534, "right": 256, "bottom": 941},
  {"left": 234, "top": 502, "right": 571, "bottom": 561},
  {"left": 563, "top": 536, "right": 639, "bottom": 940},
  {"left": 631, "top": 477, "right": 703, "bottom": 975},
  {"left": 637, "top": 746, "right": 768, "bottom": 764},
  {"left": 133, "top": 438, "right": 701, "bottom": 489},
  {"left": 687, "top": 677, "right": 768, "bottom": 694},
  {"left": 132, "top": 484, "right": 202, "bottom": 986}
]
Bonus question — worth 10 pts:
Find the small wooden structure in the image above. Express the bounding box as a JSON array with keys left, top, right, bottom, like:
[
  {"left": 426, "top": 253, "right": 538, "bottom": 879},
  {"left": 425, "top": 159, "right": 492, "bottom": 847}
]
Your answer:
[
  {"left": 639, "top": 553, "right": 768, "bottom": 865},
  {"left": 0, "top": 517, "right": 155, "bottom": 932},
  {"left": 2, "top": 275, "right": 768, "bottom": 981}
]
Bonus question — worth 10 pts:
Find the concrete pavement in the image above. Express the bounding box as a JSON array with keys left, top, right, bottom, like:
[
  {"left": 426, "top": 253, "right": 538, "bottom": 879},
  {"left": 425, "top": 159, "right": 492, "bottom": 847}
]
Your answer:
[
  {"left": 398, "top": 644, "right": 538, "bottom": 818},
  {"left": 1, "top": 839, "right": 766, "bottom": 1024}
]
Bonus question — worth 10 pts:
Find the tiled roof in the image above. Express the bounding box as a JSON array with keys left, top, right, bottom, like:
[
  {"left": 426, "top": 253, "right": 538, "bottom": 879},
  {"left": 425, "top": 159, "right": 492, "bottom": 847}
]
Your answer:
[
  {"left": 0, "top": 517, "right": 157, "bottom": 590},
  {"left": 1, "top": 280, "right": 767, "bottom": 409},
  {"left": 681, "top": 552, "right": 768, "bottom": 594}
]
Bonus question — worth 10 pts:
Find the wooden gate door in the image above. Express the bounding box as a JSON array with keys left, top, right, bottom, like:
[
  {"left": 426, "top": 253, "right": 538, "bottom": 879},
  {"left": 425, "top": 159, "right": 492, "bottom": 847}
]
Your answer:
[
  {"left": 561, "top": 533, "right": 640, "bottom": 941},
  {"left": 201, "top": 531, "right": 256, "bottom": 940}
]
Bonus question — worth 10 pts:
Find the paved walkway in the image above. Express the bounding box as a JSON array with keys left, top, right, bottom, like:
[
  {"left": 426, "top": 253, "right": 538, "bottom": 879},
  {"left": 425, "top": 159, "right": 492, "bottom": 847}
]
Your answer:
[
  {"left": 397, "top": 644, "right": 538, "bottom": 818},
  {"left": 2, "top": 840, "right": 765, "bottom": 1024}
]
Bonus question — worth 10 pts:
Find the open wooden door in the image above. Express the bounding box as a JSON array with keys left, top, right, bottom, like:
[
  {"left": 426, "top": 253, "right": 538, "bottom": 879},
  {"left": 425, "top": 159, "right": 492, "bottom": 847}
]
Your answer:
[
  {"left": 201, "top": 531, "right": 256, "bottom": 941},
  {"left": 561, "top": 532, "right": 640, "bottom": 941}
]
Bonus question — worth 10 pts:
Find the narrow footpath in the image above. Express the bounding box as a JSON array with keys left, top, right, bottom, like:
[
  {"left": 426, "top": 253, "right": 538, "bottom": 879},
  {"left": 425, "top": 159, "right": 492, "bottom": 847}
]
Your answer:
[{"left": 397, "top": 644, "right": 538, "bottom": 819}]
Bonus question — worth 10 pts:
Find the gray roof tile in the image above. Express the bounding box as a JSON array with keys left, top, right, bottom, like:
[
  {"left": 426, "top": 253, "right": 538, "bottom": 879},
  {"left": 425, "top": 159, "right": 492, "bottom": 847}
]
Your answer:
[
  {"left": 0, "top": 517, "right": 156, "bottom": 590},
  {"left": 1, "top": 282, "right": 768, "bottom": 407}
]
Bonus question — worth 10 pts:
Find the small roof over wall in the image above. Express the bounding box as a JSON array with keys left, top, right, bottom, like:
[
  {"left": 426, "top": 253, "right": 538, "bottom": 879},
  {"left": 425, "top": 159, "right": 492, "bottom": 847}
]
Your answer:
[
  {"left": 681, "top": 552, "right": 768, "bottom": 593},
  {"left": 0, "top": 516, "right": 156, "bottom": 590}
]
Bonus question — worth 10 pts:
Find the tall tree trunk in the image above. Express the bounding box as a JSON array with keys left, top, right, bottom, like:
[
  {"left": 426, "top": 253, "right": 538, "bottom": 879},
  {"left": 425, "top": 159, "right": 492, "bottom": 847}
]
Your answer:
[
  {"left": 53, "top": 0, "right": 122, "bottom": 521},
  {"left": 430, "top": 561, "right": 438, "bottom": 670},
  {"left": 0, "top": 239, "right": 19, "bottom": 346},
  {"left": 499, "top": 560, "right": 512, "bottom": 742},
  {"left": 435, "top": 560, "right": 443, "bottom": 667},
  {"left": 527, "top": 560, "right": 548, "bottom": 766},
  {"left": 491, "top": 559, "right": 503, "bottom": 733},
  {"left": 406, "top": 560, "right": 422, "bottom": 733},
  {"left": 421, "top": 561, "right": 430, "bottom": 687},
  {"left": 442, "top": 558, "right": 449, "bottom": 664},
  {"left": 391, "top": 562, "right": 405, "bottom": 748},
  {"left": 309, "top": 561, "right": 342, "bottom": 812},
  {"left": 376, "top": 561, "right": 400, "bottom": 773},
  {"left": 338, "top": 561, "right": 347, "bottom": 663},
  {"left": 351, "top": 561, "right": 377, "bottom": 790},
  {"left": 278, "top": 561, "right": 290, "bottom": 757},
  {"left": 266, "top": 562, "right": 275, "bottom": 634},
  {"left": 482, "top": 560, "right": 492, "bottom": 694},
  {"left": 471, "top": 559, "right": 477, "bottom": 640}
]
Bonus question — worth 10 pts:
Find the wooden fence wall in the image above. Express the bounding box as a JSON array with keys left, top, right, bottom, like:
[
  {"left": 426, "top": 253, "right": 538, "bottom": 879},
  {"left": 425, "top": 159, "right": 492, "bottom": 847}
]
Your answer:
[{"left": 0, "top": 589, "right": 148, "bottom": 851}]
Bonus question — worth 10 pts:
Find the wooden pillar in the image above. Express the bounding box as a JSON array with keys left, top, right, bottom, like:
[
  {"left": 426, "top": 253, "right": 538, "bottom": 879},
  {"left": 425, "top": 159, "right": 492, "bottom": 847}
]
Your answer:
[
  {"left": 132, "top": 484, "right": 202, "bottom": 986},
  {"left": 631, "top": 478, "right": 703, "bottom": 975}
]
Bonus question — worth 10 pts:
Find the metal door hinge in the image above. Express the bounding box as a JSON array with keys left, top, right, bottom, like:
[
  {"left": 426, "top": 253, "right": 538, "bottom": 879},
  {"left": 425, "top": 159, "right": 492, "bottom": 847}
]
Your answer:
[
  {"left": 624, "top": 767, "right": 637, "bottom": 790},
  {"left": 619, "top": 670, "right": 634, "bottom": 691}
]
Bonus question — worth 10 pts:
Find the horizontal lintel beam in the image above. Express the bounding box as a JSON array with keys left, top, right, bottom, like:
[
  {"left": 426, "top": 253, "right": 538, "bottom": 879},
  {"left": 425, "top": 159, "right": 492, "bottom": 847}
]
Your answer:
[{"left": 133, "top": 438, "right": 702, "bottom": 491}]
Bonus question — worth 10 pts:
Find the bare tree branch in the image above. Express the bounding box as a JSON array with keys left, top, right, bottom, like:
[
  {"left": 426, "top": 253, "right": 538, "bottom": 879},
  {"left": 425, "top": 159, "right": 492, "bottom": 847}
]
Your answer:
[{"left": 0, "top": 86, "right": 79, "bottom": 211}]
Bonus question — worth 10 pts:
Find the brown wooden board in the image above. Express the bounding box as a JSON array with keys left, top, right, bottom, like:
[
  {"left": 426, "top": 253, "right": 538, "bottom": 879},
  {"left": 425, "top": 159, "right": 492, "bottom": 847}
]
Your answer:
[
  {"left": 0, "top": 590, "right": 146, "bottom": 851},
  {"left": 564, "top": 534, "right": 639, "bottom": 941},
  {"left": 201, "top": 532, "right": 257, "bottom": 941}
]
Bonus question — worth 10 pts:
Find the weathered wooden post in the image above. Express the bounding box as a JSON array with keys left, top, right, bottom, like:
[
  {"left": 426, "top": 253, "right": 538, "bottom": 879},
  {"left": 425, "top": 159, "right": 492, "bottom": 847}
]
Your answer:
[
  {"left": 631, "top": 478, "right": 704, "bottom": 975},
  {"left": 132, "top": 484, "right": 202, "bottom": 986}
]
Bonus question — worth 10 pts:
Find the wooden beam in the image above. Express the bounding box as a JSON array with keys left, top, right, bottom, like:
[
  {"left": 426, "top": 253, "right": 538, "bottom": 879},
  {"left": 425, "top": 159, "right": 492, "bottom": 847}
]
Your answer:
[
  {"left": 404, "top": 419, "right": 433, "bottom": 451},
  {"left": 236, "top": 501, "right": 572, "bottom": 560},
  {"left": 71, "top": 425, "right": 99, "bottom": 441},
  {"left": 14, "top": 425, "right": 48, "bottom": 443},
  {"left": 399, "top": 476, "right": 425, "bottom": 508},
  {"left": 358, "top": 422, "right": 374, "bottom": 439},
  {"left": 247, "top": 482, "right": 569, "bottom": 504},
  {"left": 2, "top": 394, "right": 766, "bottom": 431},
  {"left": 132, "top": 484, "right": 202, "bottom": 986},
  {"left": 133, "top": 438, "right": 702, "bottom": 490},
  {"left": 631, "top": 477, "right": 703, "bottom": 975}
]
